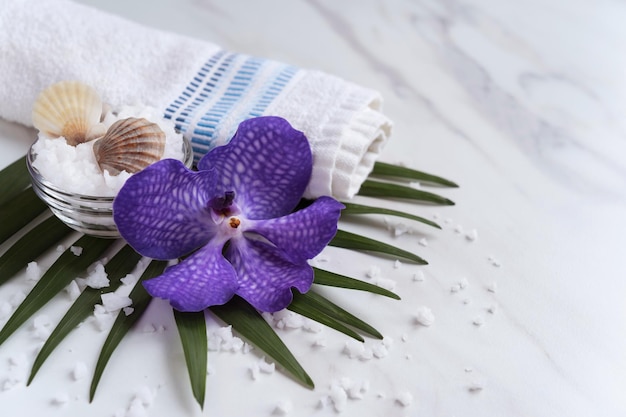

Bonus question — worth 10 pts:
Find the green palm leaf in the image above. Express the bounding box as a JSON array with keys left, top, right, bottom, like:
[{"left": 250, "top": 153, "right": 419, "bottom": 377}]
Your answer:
[
  {"left": 371, "top": 161, "right": 459, "bottom": 187},
  {"left": 90, "top": 260, "right": 167, "bottom": 401},
  {"left": 174, "top": 310, "right": 208, "bottom": 410},
  {"left": 358, "top": 179, "right": 455, "bottom": 205},
  {"left": 0, "top": 156, "right": 31, "bottom": 205},
  {"left": 0, "top": 235, "right": 114, "bottom": 346},
  {"left": 0, "top": 215, "right": 72, "bottom": 286},
  {"left": 0, "top": 187, "right": 48, "bottom": 243},
  {"left": 288, "top": 295, "right": 364, "bottom": 342},
  {"left": 330, "top": 229, "right": 427, "bottom": 264},
  {"left": 341, "top": 202, "right": 440, "bottom": 229},
  {"left": 211, "top": 296, "right": 314, "bottom": 388},
  {"left": 313, "top": 268, "right": 400, "bottom": 300},
  {"left": 28, "top": 245, "right": 141, "bottom": 384},
  {"left": 294, "top": 291, "right": 383, "bottom": 339}
]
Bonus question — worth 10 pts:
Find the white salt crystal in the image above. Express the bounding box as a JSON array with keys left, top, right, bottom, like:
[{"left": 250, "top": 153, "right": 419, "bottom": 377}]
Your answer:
[
  {"left": 123, "top": 307, "right": 135, "bottom": 316},
  {"left": 473, "top": 316, "right": 485, "bottom": 326},
  {"left": 272, "top": 400, "right": 293, "bottom": 415},
  {"left": 487, "top": 282, "right": 498, "bottom": 293},
  {"left": 80, "top": 262, "right": 109, "bottom": 289},
  {"left": 32, "top": 315, "right": 52, "bottom": 340},
  {"left": 414, "top": 306, "right": 435, "bottom": 326},
  {"left": 342, "top": 378, "right": 369, "bottom": 400},
  {"left": 56, "top": 245, "right": 66, "bottom": 253},
  {"left": 101, "top": 293, "right": 132, "bottom": 312},
  {"left": 418, "top": 238, "right": 428, "bottom": 247},
  {"left": 50, "top": 393, "right": 69, "bottom": 405},
  {"left": 374, "top": 277, "right": 396, "bottom": 291},
  {"left": 258, "top": 357, "right": 275, "bottom": 374},
  {"left": 401, "top": 333, "right": 409, "bottom": 342},
  {"left": 454, "top": 224, "right": 464, "bottom": 234},
  {"left": 134, "top": 386, "right": 156, "bottom": 407},
  {"left": 450, "top": 284, "right": 461, "bottom": 293},
  {"left": 303, "top": 319, "right": 323, "bottom": 333},
  {"left": 393, "top": 260, "right": 402, "bottom": 269},
  {"left": 1, "top": 378, "right": 19, "bottom": 391},
  {"left": 393, "top": 222, "right": 410, "bottom": 237},
  {"left": 141, "top": 324, "right": 157, "bottom": 334},
  {"left": 410, "top": 181, "right": 421, "bottom": 189},
  {"left": 329, "top": 384, "right": 348, "bottom": 412},
  {"left": 242, "top": 343, "right": 253, "bottom": 354},
  {"left": 70, "top": 246, "right": 83, "bottom": 256},
  {"left": 127, "top": 397, "right": 149, "bottom": 417},
  {"left": 382, "top": 336, "right": 394, "bottom": 348},
  {"left": 120, "top": 274, "right": 138, "bottom": 286},
  {"left": 72, "top": 362, "right": 88, "bottom": 381},
  {"left": 343, "top": 340, "right": 365, "bottom": 359},
  {"left": 25, "top": 261, "right": 42, "bottom": 281},
  {"left": 395, "top": 391, "right": 413, "bottom": 407},
  {"left": 487, "top": 304, "right": 498, "bottom": 314},
  {"left": 372, "top": 342, "right": 389, "bottom": 359},
  {"left": 249, "top": 363, "right": 260, "bottom": 381},
  {"left": 65, "top": 280, "right": 81, "bottom": 301},
  {"left": 468, "top": 381, "right": 485, "bottom": 392},
  {"left": 465, "top": 229, "right": 478, "bottom": 241},
  {"left": 312, "top": 338, "right": 327, "bottom": 348},
  {"left": 366, "top": 265, "right": 381, "bottom": 279},
  {"left": 459, "top": 277, "right": 469, "bottom": 289},
  {"left": 412, "top": 271, "right": 425, "bottom": 282},
  {"left": 9, "top": 353, "right": 27, "bottom": 368},
  {"left": 206, "top": 363, "right": 216, "bottom": 376},
  {"left": 359, "top": 348, "right": 374, "bottom": 361}
]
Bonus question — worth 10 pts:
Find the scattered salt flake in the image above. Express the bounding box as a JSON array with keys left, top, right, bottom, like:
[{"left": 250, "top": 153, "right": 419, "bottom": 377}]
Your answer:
[
  {"left": 410, "top": 181, "right": 421, "bottom": 189},
  {"left": 72, "top": 362, "right": 88, "bottom": 381},
  {"left": 372, "top": 342, "right": 389, "bottom": 359},
  {"left": 134, "top": 386, "right": 156, "bottom": 407},
  {"left": 487, "top": 304, "right": 498, "bottom": 314},
  {"left": 79, "top": 262, "right": 109, "bottom": 289},
  {"left": 459, "top": 277, "right": 469, "bottom": 289},
  {"left": 101, "top": 293, "right": 132, "bottom": 312},
  {"left": 156, "top": 325, "right": 166, "bottom": 333},
  {"left": 465, "top": 229, "right": 478, "bottom": 241},
  {"left": 141, "top": 324, "right": 157, "bottom": 333},
  {"left": 465, "top": 367, "right": 473, "bottom": 373},
  {"left": 343, "top": 340, "right": 365, "bottom": 359},
  {"left": 206, "top": 363, "right": 216, "bottom": 376},
  {"left": 401, "top": 333, "right": 409, "bottom": 342},
  {"left": 374, "top": 277, "right": 396, "bottom": 291},
  {"left": 450, "top": 284, "right": 461, "bottom": 293},
  {"left": 70, "top": 246, "right": 83, "bottom": 256},
  {"left": 1, "top": 378, "right": 19, "bottom": 391},
  {"left": 303, "top": 319, "right": 323, "bottom": 333},
  {"left": 487, "top": 282, "right": 498, "bottom": 293},
  {"left": 56, "top": 244, "right": 66, "bottom": 253},
  {"left": 123, "top": 307, "right": 135, "bottom": 316},
  {"left": 312, "top": 338, "right": 327, "bottom": 348},
  {"left": 120, "top": 274, "right": 138, "bottom": 286},
  {"left": 329, "top": 383, "right": 348, "bottom": 412},
  {"left": 25, "top": 261, "right": 42, "bottom": 281},
  {"left": 242, "top": 343, "right": 253, "bottom": 354},
  {"left": 395, "top": 391, "right": 413, "bottom": 407},
  {"left": 50, "top": 393, "right": 69, "bottom": 405},
  {"left": 393, "top": 222, "right": 410, "bottom": 237},
  {"left": 412, "top": 271, "right": 425, "bottom": 282},
  {"left": 366, "top": 265, "right": 381, "bottom": 279},
  {"left": 473, "top": 316, "right": 485, "bottom": 326},
  {"left": 454, "top": 224, "right": 464, "bottom": 234},
  {"left": 258, "top": 357, "right": 275, "bottom": 374},
  {"left": 272, "top": 400, "right": 293, "bottom": 415},
  {"left": 126, "top": 397, "right": 149, "bottom": 417},
  {"left": 418, "top": 238, "right": 428, "bottom": 247},
  {"left": 342, "top": 378, "right": 369, "bottom": 400},
  {"left": 32, "top": 315, "right": 52, "bottom": 340},
  {"left": 65, "top": 280, "right": 81, "bottom": 301},
  {"left": 393, "top": 260, "right": 402, "bottom": 269},
  {"left": 9, "top": 353, "right": 27, "bottom": 368},
  {"left": 414, "top": 306, "right": 435, "bottom": 326}
]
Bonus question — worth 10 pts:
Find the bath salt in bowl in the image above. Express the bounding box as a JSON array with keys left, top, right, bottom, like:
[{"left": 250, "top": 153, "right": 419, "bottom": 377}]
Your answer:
[{"left": 27, "top": 84, "right": 193, "bottom": 237}]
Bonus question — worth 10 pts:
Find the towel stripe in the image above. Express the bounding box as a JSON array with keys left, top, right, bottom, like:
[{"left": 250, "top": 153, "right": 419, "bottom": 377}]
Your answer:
[{"left": 164, "top": 50, "right": 298, "bottom": 162}]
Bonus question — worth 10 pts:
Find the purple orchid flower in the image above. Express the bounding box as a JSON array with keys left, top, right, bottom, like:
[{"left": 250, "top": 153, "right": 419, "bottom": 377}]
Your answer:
[{"left": 113, "top": 116, "right": 344, "bottom": 312}]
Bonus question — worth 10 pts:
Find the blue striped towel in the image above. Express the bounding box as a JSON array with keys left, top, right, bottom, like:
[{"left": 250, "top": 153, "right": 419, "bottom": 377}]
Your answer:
[{"left": 0, "top": 0, "right": 391, "bottom": 199}]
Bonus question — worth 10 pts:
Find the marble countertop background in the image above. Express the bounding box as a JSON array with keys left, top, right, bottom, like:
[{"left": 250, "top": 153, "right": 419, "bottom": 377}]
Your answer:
[{"left": 1, "top": 0, "right": 625, "bottom": 416}]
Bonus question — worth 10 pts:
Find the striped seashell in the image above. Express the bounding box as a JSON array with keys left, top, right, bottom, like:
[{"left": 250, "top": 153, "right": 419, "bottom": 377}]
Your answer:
[
  {"left": 32, "top": 81, "right": 105, "bottom": 146},
  {"left": 93, "top": 117, "right": 165, "bottom": 175}
]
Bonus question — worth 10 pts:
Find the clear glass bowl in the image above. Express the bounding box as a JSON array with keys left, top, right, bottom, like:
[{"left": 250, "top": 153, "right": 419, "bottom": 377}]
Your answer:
[{"left": 26, "top": 137, "right": 194, "bottom": 238}]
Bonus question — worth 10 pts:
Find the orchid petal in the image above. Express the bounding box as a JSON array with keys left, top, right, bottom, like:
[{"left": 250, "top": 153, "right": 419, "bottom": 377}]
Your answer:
[
  {"left": 249, "top": 197, "right": 344, "bottom": 264},
  {"left": 198, "top": 117, "right": 312, "bottom": 220},
  {"left": 113, "top": 159, "right": 218, "bottom": 260},
  {"left": 226, "top": 237, "right": 313, "bottom": 312},
  {"left": 143, "top": 240, "right": 238, "bottom": 312}
]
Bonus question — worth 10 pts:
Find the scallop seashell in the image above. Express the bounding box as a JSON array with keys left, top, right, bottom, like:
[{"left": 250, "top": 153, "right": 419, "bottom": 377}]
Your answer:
[
  {"left": 32, "top": 81, "right": 104, "bottom": 146},
  {"left": 93, "top": 117, "right": 165, "bottom": 175}
]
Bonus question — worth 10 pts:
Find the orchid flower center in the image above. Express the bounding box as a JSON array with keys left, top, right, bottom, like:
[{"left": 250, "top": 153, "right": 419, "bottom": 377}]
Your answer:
[{"left": 229, "top": 217, "right": 241, "bottom": 228}]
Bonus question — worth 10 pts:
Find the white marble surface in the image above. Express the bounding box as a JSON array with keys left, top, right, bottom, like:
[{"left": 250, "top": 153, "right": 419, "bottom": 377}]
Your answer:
[{"left": 1, "top": 0, "right": 626, "bottom": 416}]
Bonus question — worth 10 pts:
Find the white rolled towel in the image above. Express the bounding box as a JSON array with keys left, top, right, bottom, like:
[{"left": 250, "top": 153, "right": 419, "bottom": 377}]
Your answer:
[{"left": 0, "top": 0, "right": 392, "bottom": 199}]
